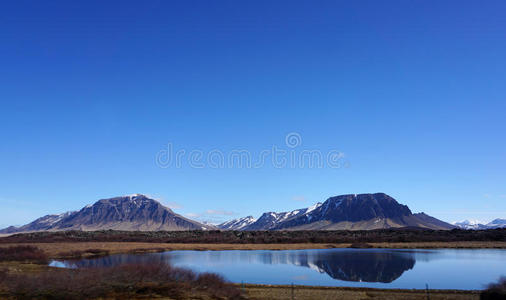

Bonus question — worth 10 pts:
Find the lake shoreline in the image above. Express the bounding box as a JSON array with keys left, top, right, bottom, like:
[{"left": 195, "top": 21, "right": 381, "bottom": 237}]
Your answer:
[
  {"left": 1, "top": 241, "right": 505, "bottom": 258},
  {"left": 3, "top": 245, "right": 502, "bottom": 298}
]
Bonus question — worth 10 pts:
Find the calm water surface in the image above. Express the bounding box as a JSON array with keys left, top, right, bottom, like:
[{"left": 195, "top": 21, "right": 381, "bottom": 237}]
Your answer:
[{"left": 50, "top": 248, "right": 506, "bottom": 290}]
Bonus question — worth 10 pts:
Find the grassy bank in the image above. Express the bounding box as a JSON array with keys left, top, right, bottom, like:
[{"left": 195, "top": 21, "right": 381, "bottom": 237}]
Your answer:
[
  {"left": 242, "top": 284, "right": 480, "bottom": 300},
  {"left": 0, "top": 267, "right": 482, "bottom": 299}
]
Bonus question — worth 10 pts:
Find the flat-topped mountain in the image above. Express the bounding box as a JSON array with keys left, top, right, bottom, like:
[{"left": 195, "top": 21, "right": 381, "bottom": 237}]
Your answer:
[
  {"left": 1, "top": 194, "right": 213, "bottom": 233},
  {"left": 223, "top": 193, "right": 455, "bottom": 231}
]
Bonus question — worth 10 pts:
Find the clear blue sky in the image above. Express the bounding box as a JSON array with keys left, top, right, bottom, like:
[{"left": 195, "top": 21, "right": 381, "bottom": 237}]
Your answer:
[{"left": 1, "top": 0, "right": 505, "bottom": 227}]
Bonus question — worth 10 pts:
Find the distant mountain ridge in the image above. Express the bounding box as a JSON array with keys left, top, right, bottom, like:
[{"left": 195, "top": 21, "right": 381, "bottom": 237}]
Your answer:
[
  {"left": 0, "top": 211, "right": 77, "bottom": 234},
  {"left": 217, "top": 216, "right": 256, "bottom": 230},
  {"left": 220, "top": 193, "right": 455, "bottom": 231},
  {"left": 2, "top": 193, "right": 463, "bottom": 233},
  {"left": 453, "top": 219, "right": 506, "bottom": 230},
  {"left": 0, "top": 194, "right": 214, "bottom": 233},
  {"left": 239, "top": 202, "right": 322, "bottom": 231}
]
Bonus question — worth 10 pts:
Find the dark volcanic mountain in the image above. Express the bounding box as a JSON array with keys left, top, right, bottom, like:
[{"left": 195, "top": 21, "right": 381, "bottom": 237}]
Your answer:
[
  {"left": 235, "top": 193, "right": 455, "bottom": 231},
  {"left": 0, "top": 194, "right": 213, "bottom": 233}
]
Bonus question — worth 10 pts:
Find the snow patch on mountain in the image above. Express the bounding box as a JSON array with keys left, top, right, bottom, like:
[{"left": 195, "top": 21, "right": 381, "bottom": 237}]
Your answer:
[
  {"left": 218, "top": 216, "right": 256, "bottom": 230},
  {"left": 453, "top": 219, "right": 506, "bottom": 230}
]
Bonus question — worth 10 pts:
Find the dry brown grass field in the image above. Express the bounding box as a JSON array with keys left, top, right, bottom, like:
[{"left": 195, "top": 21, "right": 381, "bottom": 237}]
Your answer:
[{"left": 242, "top": 284, "right": 480, "bottom": 300}]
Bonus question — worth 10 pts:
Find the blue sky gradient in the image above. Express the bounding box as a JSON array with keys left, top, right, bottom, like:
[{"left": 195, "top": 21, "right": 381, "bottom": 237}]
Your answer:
[{"left": 1, "top": 1, "right": 505, "bottom": 227}]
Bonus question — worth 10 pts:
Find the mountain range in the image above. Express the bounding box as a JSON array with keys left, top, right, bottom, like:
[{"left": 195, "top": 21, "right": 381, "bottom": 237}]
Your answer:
[
  {"left": 452, "top": 219, "right": 506, "bottom": 230},
  {"left": 218, "top": 193, "right": 455, "bottom": 231},
  {"left": 1, "top": 193, "right": 466, "bottom": 234}
]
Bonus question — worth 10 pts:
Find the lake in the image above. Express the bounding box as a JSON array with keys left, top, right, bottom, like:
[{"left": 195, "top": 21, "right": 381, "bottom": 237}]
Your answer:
[{"left": 50, "top": 248, "right": 506, "bottom": 290}]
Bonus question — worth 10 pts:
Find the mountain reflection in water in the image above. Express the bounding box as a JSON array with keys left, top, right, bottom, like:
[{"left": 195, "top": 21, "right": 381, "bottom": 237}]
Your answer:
[
  {"left": 52, "top": 249, "right": 418, "bottom": 283},
  {"left": 271, "top": 250, "right": 416, "bottom": 283}
]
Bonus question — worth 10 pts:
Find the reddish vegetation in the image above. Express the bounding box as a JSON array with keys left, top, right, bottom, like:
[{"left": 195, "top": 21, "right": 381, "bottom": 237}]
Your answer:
[
  {"left": 0, "top": 245, "right": 242, "bottom": 299},
  {"left": 0, "top": 261, "right": 242, "bottom": 299},
  {"left": 0, "top": 245, "right": 48, "bottom": 263},
  {"left": 349, "top": 242, "right": 373, "bottom": 248}
]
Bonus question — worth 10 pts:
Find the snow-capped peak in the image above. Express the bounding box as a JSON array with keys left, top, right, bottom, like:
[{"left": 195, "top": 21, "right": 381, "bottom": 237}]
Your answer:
[
  {"left": 217, "top": 216, "right": 256, "bottom": 230},
  {"left": 127, "top": 193, "right": 144, "bottom": 199},
  {"left": 453, "top": 219, "right": 506, "bottom": 230},
  {"left": 453, "top": 219, "right": 482, "bottom": 226},
  {"left": 306, "top": 202, "right": 322, "bottom": 214}
]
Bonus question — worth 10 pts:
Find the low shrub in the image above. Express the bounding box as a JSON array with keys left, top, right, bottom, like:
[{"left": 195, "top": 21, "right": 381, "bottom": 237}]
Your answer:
[
  {"left": 129, "top": 247, "right": 168, "bottom": 254},
  {"left": 349, "top": 242, "right": 373, "bottom": 248},
  {"left": 0, "top": 268, "right": 7, "bottom": 282},
  {"left": 2, "top": 260, "right": 242, "bottom": 299},
  {"left": 58, "top": 250, "right": 84, "bottom": 258},
  {"left": 481, "top": 277, "right": 506, "bottom": 300},
  {"left": 57, "top": 248, "right": 110, "bottom": 259},
  {"left": 0, "top": 246, "right": 48, "bottom": 263},
  {"left": 84, "top": 248, "right": 108, "bottom": 255}
]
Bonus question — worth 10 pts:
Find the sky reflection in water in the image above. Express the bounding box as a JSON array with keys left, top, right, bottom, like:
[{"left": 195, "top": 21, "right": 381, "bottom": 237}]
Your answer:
[{"left": 50, "top": 248, "right": 506, "bottom": 290}]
